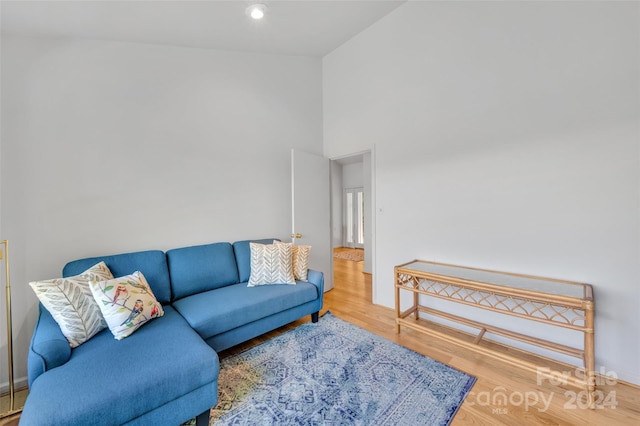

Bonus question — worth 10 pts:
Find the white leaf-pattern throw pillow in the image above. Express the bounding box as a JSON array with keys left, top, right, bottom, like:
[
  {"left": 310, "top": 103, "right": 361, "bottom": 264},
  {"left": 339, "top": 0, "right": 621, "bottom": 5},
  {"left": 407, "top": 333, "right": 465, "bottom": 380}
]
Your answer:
[
  {"left": 90, "top": 271, "right": 164, "bottom": 340},
  {"left": 273, "top": 240, "right": 311, "bottom": 281},
  {"left": 29, "top": 262, "right": 114, "bottom": 348},
  {"left": 248, "top": 242, "right": 296, "bottom": 286}
]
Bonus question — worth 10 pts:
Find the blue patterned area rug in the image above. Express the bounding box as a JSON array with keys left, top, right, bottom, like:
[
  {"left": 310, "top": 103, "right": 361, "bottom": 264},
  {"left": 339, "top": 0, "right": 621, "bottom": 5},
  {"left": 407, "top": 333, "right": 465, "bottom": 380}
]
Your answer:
[{"left": 208, "top": 312, "right": 476, "bottom": 425}]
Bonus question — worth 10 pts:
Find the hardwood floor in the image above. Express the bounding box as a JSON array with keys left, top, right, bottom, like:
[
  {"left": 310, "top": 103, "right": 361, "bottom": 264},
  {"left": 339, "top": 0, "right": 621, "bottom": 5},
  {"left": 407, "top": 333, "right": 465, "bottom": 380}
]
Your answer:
[
  {"left": 5, "top": 250, "right": 639, "bottom": 425},
  {"left": 226, "top": 249, "right": 640, "bottom": 426},
  {"left": 0, "top": 387, "right": 25, "bottom": 426}
]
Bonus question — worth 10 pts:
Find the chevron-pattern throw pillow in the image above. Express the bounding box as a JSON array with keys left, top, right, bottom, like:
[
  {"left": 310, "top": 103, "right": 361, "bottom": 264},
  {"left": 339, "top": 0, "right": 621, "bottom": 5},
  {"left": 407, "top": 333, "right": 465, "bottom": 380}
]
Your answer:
[
  {"left": 248, "top": 242, "right": 296, "bottom": 286},
  {"left": 29, "top": 262, "right": 113, "bottom": 347},
  {"left": 273, "top": 240, "right": 311, "bottom": 281}
]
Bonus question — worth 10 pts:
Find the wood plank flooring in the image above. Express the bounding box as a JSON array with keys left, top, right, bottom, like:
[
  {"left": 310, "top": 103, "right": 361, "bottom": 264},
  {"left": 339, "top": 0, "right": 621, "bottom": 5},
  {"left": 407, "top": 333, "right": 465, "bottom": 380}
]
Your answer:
[
  {"left": 4, "top": 249, "right": 639, "bottom": 425},
  {"left": 227, "top": 248, "right": 640, "bottom": 425}
]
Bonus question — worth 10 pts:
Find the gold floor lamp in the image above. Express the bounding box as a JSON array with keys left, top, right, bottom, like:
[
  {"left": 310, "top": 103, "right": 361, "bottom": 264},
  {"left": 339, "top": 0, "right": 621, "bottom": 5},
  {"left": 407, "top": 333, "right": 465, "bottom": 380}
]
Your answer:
[{"left": 1, "top": 240, "right": 22, "bottom": 418}]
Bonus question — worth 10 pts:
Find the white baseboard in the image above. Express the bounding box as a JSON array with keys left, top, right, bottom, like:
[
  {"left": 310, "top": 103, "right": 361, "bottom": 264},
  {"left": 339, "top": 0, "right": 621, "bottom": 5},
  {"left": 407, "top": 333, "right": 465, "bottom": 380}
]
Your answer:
[{"left": 0, "top": 376, "right": 28, "bottom": 395}]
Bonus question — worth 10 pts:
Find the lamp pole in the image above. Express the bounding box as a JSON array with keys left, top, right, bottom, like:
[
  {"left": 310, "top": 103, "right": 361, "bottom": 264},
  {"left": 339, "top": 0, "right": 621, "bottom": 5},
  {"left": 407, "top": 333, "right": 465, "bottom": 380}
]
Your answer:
[{"left": 1, "top": 240, "right": 21, "bottom": 418}]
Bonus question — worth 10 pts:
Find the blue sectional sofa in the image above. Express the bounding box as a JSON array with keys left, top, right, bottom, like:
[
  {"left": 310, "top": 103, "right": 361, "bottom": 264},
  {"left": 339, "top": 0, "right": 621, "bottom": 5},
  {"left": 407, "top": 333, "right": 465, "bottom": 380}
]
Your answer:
[{"left": 21, "top": 239, "right": 324, "bottom": 426}]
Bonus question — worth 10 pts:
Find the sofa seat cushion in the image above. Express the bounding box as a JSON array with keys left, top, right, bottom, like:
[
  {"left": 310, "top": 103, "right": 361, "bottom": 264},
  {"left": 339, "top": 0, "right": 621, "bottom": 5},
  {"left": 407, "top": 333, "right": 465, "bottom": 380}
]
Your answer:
[
  {"left": 21, "top": 306, "right": 219, "bottom": 426},
  {"left": 173, "top": 281, "right": 318, "bottom": 340}
]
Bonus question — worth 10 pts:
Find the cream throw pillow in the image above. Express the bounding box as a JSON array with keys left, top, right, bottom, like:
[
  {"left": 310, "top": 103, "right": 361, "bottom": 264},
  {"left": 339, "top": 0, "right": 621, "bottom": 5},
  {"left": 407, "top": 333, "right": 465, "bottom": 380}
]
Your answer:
[
  {"left": 90, "top": 271, "right": 164, "bottom": 340},
  {"left": 29, "top": 262, "right": 113, "bottom": 348},
  {"left": 248, "top": 242, "right": 296, "bottom": 286},
  {"left": 273, "top": 240, "right": 311, "bottom": 281}
]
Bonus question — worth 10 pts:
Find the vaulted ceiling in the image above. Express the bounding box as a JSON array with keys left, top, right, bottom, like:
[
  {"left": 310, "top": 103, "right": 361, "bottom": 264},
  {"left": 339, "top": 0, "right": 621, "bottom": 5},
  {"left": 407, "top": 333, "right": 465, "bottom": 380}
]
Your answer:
[{"left": 1, "top": 0, "right": 405, "bottom": 56}]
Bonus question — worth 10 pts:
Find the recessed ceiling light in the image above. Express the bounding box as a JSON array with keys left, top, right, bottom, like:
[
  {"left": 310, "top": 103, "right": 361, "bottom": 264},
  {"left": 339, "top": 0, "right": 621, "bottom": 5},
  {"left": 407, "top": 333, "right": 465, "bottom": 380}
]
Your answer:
[{"left": 246, "top": 4, "right": 267, "bottom": 20}]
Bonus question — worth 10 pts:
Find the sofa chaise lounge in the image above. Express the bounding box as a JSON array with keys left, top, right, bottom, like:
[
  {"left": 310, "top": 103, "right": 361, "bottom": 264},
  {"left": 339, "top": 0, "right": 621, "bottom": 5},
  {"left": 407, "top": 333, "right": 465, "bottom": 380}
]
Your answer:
[{"left": 21, "top": 238, "right": 324, "bottom": 425}]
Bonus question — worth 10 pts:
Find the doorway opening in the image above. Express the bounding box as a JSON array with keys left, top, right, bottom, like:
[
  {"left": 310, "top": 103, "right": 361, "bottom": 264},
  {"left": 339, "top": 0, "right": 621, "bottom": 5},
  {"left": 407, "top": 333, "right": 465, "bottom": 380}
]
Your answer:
[
  {"left": 330, "top": 150, "right": 374, "bottom": 294},
  {"left": 344, "top": 187, "right": 364, "bottom": 249}
]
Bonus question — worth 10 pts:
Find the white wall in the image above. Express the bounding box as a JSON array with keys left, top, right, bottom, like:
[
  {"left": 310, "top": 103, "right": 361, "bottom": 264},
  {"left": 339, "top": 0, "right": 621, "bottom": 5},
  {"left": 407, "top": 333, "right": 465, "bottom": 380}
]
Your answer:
[
  {"left": 0, "top": 35, "right": 322, "bottom": 388},
  {"left": 323, "top": 1, "right": 640, "bottom": 384},
  {"left": 330, "top": 162, "right": 343, "bottom": 248},
  {"left": 342, "top": 162, "right": 364, "bottom": 189}
]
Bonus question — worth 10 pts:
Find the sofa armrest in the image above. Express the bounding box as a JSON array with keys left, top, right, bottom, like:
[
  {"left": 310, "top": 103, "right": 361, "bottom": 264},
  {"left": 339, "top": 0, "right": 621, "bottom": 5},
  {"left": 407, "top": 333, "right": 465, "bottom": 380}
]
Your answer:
[
  {"left": 28, "top": 304, "right": 71, "bottom": 387},
  {"left": 306, "top": 269, "right": 324, "bottom": 297}
]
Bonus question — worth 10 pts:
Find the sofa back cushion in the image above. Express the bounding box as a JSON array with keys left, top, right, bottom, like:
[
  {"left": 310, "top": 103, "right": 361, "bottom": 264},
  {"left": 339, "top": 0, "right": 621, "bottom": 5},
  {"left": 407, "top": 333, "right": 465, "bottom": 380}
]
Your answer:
[
  {"left": 63, "top": 250, "right": 171, "bottom": 304},
  {"left": 167, "top": 242, "right": 239, "bottom": 300},
  {"left": 232, "top": 239, "right": 280, "bottom": 283}
]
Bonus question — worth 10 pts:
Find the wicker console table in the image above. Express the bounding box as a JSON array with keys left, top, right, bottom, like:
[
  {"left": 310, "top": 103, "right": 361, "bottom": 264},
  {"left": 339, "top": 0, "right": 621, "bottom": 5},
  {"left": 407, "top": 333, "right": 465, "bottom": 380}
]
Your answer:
[{"left": 395, "top": 260, "right": 595, "bottom": 406}]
